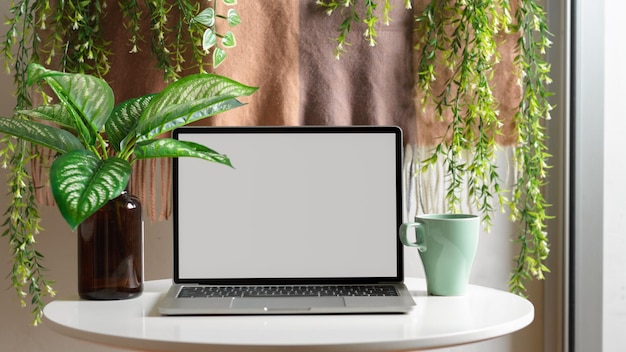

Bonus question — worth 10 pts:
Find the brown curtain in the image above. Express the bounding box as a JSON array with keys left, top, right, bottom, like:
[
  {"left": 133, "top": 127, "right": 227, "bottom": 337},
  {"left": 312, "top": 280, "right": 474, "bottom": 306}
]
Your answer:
[
  {"left": 196, "top": 1, "right": 520, "bottom": 146},
  {"left": 195, "top": 1, "right": 418, "bottom": 142},
  {"left": 34, "top": 0, "right": 521, "bottom": 220}
]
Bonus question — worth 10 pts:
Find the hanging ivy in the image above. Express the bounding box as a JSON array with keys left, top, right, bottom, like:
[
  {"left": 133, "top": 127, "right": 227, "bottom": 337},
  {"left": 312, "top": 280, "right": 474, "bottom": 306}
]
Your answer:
[
  {"left": 508, "top": 0, "right": 553, "bottom": 293},
  {"left": 1, "top": 0, "right": 241, "bottom": 325},
  {"left": 1, "top": 0, "right": 51, "bottom": 326},
  {"left": 318, "top": 0, "right": 553, "bottom": 295}
]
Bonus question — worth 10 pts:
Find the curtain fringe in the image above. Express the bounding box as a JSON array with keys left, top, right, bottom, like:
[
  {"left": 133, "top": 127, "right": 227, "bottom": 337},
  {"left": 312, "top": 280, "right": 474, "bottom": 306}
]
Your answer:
[
  {"left": 404, "top": 144, "right": 517, "bottom": 220},
  {"left": 128, "top": 158, "right": 172, "bottom": 222},
  {"left": 404, "top": 144, "right": 477, "bottom": 219}
]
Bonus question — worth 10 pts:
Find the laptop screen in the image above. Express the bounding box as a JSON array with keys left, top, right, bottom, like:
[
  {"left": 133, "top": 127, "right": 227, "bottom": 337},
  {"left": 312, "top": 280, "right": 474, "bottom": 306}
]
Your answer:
[{"left": 172, "top": 126, "right": 403, "bottom": 283}]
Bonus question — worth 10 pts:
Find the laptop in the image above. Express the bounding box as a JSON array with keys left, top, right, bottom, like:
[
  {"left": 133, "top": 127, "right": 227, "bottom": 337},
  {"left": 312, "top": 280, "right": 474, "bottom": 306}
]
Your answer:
[{"left": 157, "top": 126, "right": 415, "bottom": 315}]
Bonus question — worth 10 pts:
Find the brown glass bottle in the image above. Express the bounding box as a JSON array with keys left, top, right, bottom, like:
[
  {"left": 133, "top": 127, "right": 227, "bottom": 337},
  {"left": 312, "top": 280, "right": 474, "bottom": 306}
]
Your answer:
[{"left": 78, "top": 191, "right": 143, "bottom": 300}]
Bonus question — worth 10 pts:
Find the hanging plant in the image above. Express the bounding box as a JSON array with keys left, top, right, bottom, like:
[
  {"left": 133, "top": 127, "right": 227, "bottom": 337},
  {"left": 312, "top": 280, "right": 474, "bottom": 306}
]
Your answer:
[
  {"left": 1, "top": 0, "right": 242, "bottom": 325},
  {"left": 317, "top": 0, "right": 553, "bottom": 295}
]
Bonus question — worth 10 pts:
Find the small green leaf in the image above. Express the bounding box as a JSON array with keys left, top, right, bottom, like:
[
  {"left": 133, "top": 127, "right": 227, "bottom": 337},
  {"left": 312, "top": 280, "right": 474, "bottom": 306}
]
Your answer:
[
  {"left": 49, "top": 150, "right": 131, "bottom": 229},
  {"left": 213, "top": 47, "right": 226, "bottom": 68},
  {"left": 223, "top": 0, "right": 237, "bottom": 5},
  {"left": 227, "top": 9, "right": 241, "bottom": 26},
  {"left": 221, "top": 31, "right": 236, "bottom": 48},
  {"left": 202, "top": 28, "right": 217, "bottom": 51},
  {"left": 0, "top": 117, "right": 85, "bottom": 153},
  {"left": 106, "top": 94, "right": 155, "bottom": 152},
  {"left": 193, "top": 7, "right": 215, "bottom": 27},
  {"left": 134, "top": 138, "right": 233, "bottom": 167}
]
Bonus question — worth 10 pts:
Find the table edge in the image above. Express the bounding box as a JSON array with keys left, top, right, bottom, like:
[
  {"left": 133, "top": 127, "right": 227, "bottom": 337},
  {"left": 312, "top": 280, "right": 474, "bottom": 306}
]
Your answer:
[{"left": 43, "top": 278, "right": 535, "bottom": 352}]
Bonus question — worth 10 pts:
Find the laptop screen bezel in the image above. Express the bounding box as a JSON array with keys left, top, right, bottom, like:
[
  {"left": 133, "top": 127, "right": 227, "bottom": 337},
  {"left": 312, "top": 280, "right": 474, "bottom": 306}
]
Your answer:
[{"left": 171, "top": 125, "right": 405, "bottom": 285}]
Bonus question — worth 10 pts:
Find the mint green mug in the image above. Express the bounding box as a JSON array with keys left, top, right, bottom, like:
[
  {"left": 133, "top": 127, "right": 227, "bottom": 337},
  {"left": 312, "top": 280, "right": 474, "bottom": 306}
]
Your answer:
[{"left": 399, "top": 214, "right": 479, "bottom": 296}]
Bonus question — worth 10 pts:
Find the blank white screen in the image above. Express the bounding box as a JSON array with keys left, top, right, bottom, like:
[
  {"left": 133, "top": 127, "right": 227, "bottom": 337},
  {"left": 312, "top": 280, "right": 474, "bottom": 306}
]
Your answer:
[{"left": 175, "top": 129, "right": 400, "bottom": 280}]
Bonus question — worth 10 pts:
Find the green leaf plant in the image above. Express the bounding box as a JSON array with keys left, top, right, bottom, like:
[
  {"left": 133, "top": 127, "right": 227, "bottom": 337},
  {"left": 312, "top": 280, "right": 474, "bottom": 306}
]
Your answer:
[
  {"left": 0, "top": 0, "right": 244, "bottom": 325},
  {"left": 0, "top": 63, "right": 256, "bottom": 324},
  {"left": 1, "top": 63, "right": 256, "bottom": 230},
  {"left": 318, "top": 0, "right": 553, "bottom": 296}
]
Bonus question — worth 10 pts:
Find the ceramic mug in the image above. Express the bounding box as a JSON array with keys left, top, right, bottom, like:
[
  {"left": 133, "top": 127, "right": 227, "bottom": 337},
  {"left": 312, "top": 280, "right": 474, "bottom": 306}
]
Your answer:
[{"left": 399, "top": 214, "right": 479, "bottom": 296}]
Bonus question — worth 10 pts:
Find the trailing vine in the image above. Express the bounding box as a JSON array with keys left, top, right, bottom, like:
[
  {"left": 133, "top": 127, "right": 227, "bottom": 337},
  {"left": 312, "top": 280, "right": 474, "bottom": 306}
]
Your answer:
[
  {"left": 1, "top": 0, "right": 241, "bottom": 324},
  {"left": 318, "top": 0, "right": 413, "bottom": 58},
  {"left": 318, "top": 0, "right": 553, "bottom": 295},
  {"left": 1, "top": 0, "right": 53, "bottom": 326},
  {"left": 415, "top": 0, "right": 508, "bottom": 230},
  {"left": 508, "top": 0, "right": 553, "bottom": 293}
]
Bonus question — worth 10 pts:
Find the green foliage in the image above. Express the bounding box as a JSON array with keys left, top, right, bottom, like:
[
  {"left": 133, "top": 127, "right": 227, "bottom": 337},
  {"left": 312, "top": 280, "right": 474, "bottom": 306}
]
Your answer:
[
  {"left": 0, "top": 62, "right": 255, "bottom": 319},
  {"left": 2, "top": 0, "right": 242, "bottom": 82},
  {"left": 415, "top": 0, "right": 508, "bottom": 229},
  {"left": 0, "top": 136, "right": 53, "bottom": 326},
  {"left": 1, "top": 0, "right": 50, "bottom": 326},
  {"left": 50, "top": 151, "right": 132, "bottom": 229},
  {"left": 190, "top": 0, "right": 241, "bottom": 68},
  {"left": 0, "top": 117, "right": 85, "bottom": 153},
  {"left": 0, "top": 63, "right": 256, "bottom": 229},
  {"left": 316, "top": 0, "right": 412, "bottom": 58},
  {"left": 508, "top": 0, "right": 554, "bottom": 294},
  {"left": 320, "top": 0, "right": 553, "bottom": 295},
  {"left": 0, "top": 0, "right": 244, "bottom": 324}
]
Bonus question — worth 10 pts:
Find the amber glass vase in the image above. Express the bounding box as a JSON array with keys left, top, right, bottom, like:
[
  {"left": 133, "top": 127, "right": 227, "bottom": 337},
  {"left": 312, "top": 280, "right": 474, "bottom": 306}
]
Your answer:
[{"left": 77, "top": 191, "right": 143, "bottom": 300}]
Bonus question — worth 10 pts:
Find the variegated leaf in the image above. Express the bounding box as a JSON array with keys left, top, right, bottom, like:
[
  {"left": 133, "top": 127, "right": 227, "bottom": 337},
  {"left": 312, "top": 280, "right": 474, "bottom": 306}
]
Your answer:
[
  {"left": 136, "top": 97, "right": 244, "bottom": 142},
  {"left": 213, "top": 47, "right": 226, "bottom": 68},
  {"left": 18, "top": 104, "right": 78, "bottom": 132},
  {"left": 202, "top": 28, "right": 217, "bottom": 51},
  {"left": 194, "top": 7, "right": 215, "bottom": 27},
  {"left": 227, "top": 9, "right": 241, "bottom": 26},
  {"left": 141, "top": 73, "right": 256, "bottom": 117},
  {"left": 49, "top": 150, "right": 131, "bottom": 229},
  {"left": 222, "top": 31, "right": 236, "bottom": 48},
  {"left": 26, "top": 62, "right": 64, "bottom": 85},
  {"left": 134, "top": 138, "right": 233, "bottom": 167},
  {"left": 106, "top": 94, "right": 155, "bottom": 152},
  {"left": 0, "top": 117, "right": 84, "bottom": 153},
  {"left": 136, "top": 73, "right": 256, "bottom": 141},
  {"left": 27, "top": 63, "right": 114, "bottom": 146}
]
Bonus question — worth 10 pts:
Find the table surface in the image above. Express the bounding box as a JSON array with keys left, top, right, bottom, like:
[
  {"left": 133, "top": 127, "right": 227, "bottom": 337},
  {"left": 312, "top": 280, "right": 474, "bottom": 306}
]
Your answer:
[{"left": 43, "top": 278, "right": 534, "bottom": 352}]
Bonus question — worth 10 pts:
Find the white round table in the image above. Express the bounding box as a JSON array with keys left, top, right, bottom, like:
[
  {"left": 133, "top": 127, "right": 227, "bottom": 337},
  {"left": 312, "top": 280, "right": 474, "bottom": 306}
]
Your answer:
[{"left": 43, "top": 278, "right": 534, "bottom": 352}]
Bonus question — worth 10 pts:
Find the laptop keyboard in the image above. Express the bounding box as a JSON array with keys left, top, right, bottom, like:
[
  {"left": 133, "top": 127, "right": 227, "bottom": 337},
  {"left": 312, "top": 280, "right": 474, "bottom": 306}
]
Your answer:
[{"left": 178, "top": 285, "right": 399, "bottom": 298}]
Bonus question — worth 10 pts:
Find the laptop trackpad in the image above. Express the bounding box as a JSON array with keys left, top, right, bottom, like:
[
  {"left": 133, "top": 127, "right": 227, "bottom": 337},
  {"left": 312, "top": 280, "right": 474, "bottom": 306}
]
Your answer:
[{"left": 231, "top": 297, "right": 345, "bottom": 312}]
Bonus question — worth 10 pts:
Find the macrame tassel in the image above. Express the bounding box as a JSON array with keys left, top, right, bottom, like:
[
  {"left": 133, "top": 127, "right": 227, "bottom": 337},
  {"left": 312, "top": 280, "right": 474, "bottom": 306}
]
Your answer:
[
  {"left": 405, "top": 144, "right": 518, "bottom": 223},
  {"left": 160, "top": 158, "right": 173, "bottom": 221},
  {"left": 127, "top": 158, "right": 173, "bottom": 222},
  {"left": 31, "top": 146, "right": 55, "bottom": 206},
  {"left": 149, "top": 158, "right": 157, "bottom": 219},
  {"left": 404, "top": 144, "right": 476, "bottom": 219},
  {"left": 128, "top": 159, "right": 172, "bottom": 221}
]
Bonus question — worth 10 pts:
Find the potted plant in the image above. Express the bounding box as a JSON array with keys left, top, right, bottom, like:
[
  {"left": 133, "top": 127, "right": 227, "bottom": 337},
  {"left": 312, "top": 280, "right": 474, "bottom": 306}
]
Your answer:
[
  {"left": 0, "top": 62, "right": 256, "bottom": 303},
  {"left": 1, "top": 0, "right": 246, "bottom": 324}
]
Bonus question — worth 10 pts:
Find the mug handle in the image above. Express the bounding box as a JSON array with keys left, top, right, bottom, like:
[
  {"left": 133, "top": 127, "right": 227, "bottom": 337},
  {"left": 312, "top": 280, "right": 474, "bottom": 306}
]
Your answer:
[{"left": 399, "top": 222, "right": 427, "bottom": 252}]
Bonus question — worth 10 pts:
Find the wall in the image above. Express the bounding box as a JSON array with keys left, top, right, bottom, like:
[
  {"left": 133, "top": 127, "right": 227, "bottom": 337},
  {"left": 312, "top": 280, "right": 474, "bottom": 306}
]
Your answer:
[
  {"left": 603, "top": 0, "right": 626, "bottom": 349},
  {"left": 572, "top": 0, "right": 626, "bottom": 350},
  {"left": 0, "top": 2, "right": 547, "bottom": 351}
]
